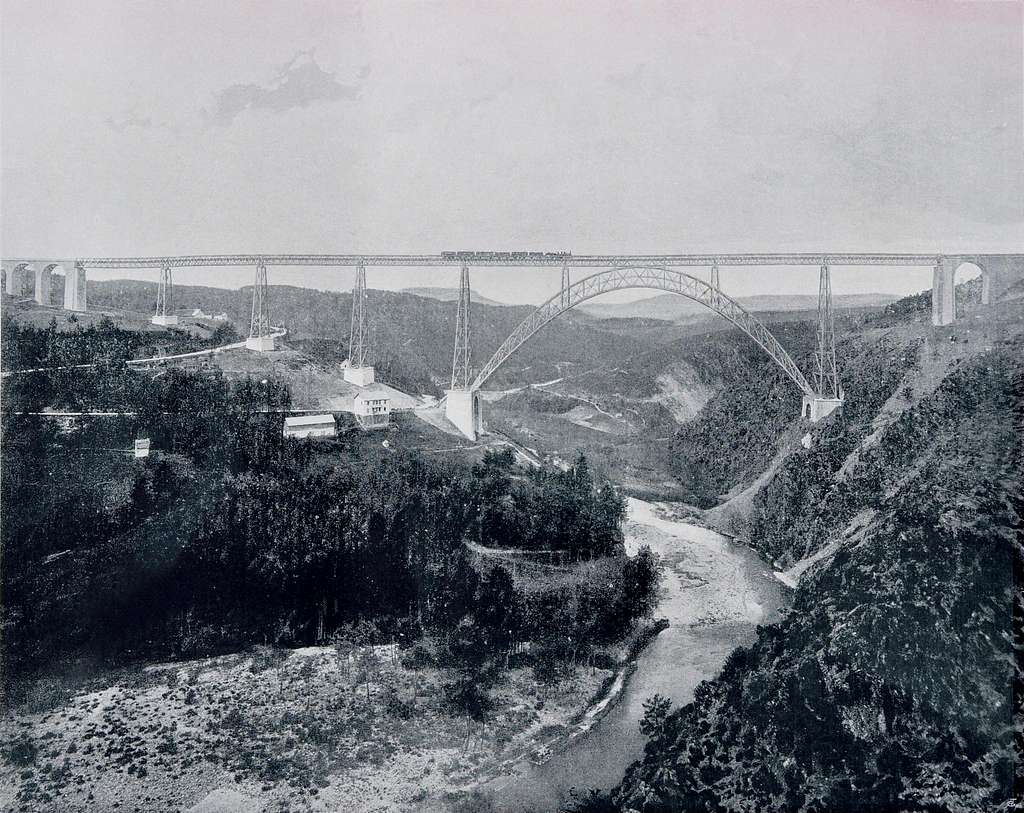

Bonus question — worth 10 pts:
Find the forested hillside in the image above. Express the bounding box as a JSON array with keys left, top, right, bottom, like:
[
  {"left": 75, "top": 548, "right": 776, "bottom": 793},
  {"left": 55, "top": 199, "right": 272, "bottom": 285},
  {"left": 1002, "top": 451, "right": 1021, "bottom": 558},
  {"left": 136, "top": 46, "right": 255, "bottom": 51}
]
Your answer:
[
  {"left": 582, "top": 277, "right": 1024, "bottom": 812},
  {"left": 1, "top": 315, "right": 241, "bottom": 372},
  {"left": 84, "top": 280, "right": 651, "bottom": 393},
  {"left": 637, "top": 309, "right": 918, "bottom": 507},
  {"left": 1, "top": 322, "right": 656, "bottom": 702},
  {"left": 611, "top": 345, "right": 1022, "bottom": 812},
  {"left": 661, "top": 282, "right": 992, "bottom": 507},
  {"left": 579, "top": 291, "right": 897, "bottom": 321}
]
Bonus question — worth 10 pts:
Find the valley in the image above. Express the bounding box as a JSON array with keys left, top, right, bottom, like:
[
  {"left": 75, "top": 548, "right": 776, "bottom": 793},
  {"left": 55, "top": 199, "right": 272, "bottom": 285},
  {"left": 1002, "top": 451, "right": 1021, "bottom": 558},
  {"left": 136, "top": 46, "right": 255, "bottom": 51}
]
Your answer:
[
  {"left": 1, "top": 276, "right": 1021, "bottom": 813},
  {"left": 4, "top": 5, "right": 1022, "bottom": 811}
]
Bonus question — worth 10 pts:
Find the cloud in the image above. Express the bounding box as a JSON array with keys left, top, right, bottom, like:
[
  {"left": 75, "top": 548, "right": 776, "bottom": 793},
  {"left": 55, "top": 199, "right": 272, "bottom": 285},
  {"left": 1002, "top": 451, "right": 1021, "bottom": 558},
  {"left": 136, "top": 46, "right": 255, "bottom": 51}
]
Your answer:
[
  {"left": 205, "top": 53, "right": 363, "bottom": 126},
  {"left": 105, "top": 111, "right": 153, "bottom": 131}
]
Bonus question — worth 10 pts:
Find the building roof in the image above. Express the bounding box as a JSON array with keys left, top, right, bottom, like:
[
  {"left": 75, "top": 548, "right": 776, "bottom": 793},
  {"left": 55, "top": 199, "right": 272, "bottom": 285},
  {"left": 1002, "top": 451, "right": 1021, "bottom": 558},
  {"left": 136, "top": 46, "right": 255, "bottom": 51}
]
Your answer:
[
  {"left": 353, "top": 387, "right": 390, "bottom": 403},
  {"left": 284, "top": 414, "right": 336, "bottom": 427}
]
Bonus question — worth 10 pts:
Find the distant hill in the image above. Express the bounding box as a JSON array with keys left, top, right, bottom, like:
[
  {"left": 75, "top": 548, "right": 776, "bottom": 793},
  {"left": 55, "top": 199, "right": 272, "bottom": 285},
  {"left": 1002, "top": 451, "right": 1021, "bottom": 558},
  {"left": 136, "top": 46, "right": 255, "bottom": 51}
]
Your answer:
[
  {"left": 401, "top": 287, "right": 507, "bottom": 307},
  {"left": 579, "top": 292, "right": 898, "bottom": 321},
  {"left": 84, "top": 279, "right": 653, "bottom": 395}
]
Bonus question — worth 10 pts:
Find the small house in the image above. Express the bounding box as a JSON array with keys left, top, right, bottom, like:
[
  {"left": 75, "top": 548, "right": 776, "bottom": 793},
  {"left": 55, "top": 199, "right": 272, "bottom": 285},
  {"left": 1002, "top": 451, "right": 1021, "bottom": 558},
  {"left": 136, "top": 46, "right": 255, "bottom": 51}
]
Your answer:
[
  {"left": 283, "top": 414, "right": 337, "bottom": 439},
  {"left": 353, "top": 387, "right": 391, "bottom": 429}
]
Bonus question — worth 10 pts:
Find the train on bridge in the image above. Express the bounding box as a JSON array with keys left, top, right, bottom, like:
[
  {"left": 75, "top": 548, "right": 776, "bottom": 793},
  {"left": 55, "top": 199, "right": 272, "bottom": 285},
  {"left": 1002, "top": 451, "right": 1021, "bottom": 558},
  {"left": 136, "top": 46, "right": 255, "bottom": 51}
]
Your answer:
[
  {"left": 440, "top": 251, "right": 571, "bottom": 263},
  {"left": 4, "top": 251, "right": 1020, "bottom": 442}
]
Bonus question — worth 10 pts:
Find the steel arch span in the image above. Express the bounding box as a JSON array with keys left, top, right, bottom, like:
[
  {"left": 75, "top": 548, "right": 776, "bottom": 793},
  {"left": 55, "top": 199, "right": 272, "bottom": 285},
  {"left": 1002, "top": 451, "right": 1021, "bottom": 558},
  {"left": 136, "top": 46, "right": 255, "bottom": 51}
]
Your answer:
[{"left": 472, "top": 265, "right": 815, "bottom": 396}]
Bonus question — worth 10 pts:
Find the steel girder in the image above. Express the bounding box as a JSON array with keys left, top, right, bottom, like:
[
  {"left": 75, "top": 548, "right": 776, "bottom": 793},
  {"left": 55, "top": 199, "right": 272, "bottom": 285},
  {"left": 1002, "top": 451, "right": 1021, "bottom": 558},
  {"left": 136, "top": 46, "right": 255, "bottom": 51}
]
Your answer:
[
  {"left": 4, "top": 253, "right": 949, "bottom": 269},
  {"left": 155, "top": 264, "right": 173, "bottom": 318},
  {"left": 249, "top": 259, "right": 271, "bottom": 338},
  {"left": 349, "top": 263, "right": 368, "bottom": 367},
  {"left": 471, "top": 265, "right": 816, "bottom": 396},
  {"left": 451, "top": 265, "right": 473, "bottom": 389}
]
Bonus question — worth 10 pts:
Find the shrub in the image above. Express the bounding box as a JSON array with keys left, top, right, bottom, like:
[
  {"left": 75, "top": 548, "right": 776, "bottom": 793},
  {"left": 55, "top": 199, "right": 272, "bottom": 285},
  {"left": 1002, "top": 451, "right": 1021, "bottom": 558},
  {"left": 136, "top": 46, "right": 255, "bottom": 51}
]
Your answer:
[
  {"left": 383, "top": 685, "right": 414, "bottom": 719},
  {"left": 400, "top": 640, "right": 436, "bottom": 671},
  {"left": 6, "top": 738, "right": 37, "bottom": 767},
  {"left": 450, "top": 790, "right": 497, "bottom": 813}
]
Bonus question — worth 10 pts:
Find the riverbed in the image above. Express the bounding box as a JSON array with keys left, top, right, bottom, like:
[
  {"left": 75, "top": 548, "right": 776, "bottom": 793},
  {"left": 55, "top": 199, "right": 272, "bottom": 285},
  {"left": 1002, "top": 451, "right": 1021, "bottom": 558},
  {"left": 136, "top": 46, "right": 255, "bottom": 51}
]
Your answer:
[{"left": 487, "top": 497, "right": 789, "bottom": 811}]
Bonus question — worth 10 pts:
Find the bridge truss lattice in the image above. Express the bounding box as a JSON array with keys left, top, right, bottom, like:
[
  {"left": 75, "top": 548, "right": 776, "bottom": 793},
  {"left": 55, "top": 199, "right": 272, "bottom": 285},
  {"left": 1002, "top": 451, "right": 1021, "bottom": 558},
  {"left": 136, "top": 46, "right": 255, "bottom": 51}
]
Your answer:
[
  {"left": 349, "top": 263, "right": 369, "bottom": 368},
  {"left": 155, "top": 264, "right": 173, "bottom": 319},
  {"left": 815, "top": 265, "right": 841, "bottom": 400},
  {"left": 451, "top": 265, "right": 473, "bottom": 389},
  {"left": 249, "top": 259, "right": 270, "bottom": 339},
  {"left": 471, "top": 265, "right": 816, "bottom": 397}
]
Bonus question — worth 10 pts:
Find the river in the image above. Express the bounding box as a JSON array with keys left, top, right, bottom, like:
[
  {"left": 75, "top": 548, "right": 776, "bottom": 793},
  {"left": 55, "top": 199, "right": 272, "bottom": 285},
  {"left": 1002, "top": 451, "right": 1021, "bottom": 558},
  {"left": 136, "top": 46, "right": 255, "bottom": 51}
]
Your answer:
[{"left": 488, "top": 497, "right": 790, "bottom": 811}]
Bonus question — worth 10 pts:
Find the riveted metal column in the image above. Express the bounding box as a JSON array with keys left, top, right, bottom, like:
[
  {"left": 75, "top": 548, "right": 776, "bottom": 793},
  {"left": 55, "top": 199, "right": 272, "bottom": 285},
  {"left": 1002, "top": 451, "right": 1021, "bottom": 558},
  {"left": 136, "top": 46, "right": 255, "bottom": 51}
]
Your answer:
[
  {"left": 245, "top": 258, "right": 274, "bottom": 351},
  {"left": 349, "top": 262, "right": 367, "bottom": 368},
  {"left": 451, "top": 264, "right": 472, "bottom": 390}
]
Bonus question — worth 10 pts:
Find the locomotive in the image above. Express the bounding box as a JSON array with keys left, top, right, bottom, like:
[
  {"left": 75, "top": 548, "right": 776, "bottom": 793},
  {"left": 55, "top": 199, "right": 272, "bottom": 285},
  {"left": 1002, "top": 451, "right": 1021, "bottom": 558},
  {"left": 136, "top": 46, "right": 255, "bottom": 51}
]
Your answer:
[{"left": 440, "top": 250, "right": 571, "bottom": 262}]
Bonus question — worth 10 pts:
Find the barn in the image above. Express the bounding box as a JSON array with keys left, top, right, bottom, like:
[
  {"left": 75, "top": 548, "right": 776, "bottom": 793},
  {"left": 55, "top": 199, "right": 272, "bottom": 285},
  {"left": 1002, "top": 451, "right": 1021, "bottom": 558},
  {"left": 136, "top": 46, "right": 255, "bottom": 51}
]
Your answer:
[{"left": 283, "top": 414, "right": 337, "bottom": 439}]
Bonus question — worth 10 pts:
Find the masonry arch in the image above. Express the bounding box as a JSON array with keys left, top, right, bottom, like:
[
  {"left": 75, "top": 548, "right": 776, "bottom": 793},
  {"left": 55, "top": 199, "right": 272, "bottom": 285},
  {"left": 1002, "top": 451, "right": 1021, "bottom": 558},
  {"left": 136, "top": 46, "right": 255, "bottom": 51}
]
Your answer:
[
  {"left": 9, "top": 263, "right": 33, "bottom": 297},
  {"left": 472, "top": 265, "right": 815, "bottom": 397},
  {"left": 35, "top": 263, "right": 65, "bottom": 306},
  {"left": 952, "top": 261, "right": 985, "bottom": 315}
]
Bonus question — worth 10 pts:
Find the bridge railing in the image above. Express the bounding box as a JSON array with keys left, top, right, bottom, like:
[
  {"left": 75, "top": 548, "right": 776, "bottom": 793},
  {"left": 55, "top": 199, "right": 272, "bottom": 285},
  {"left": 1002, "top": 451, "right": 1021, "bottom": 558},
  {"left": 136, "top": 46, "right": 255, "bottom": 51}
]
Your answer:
[{"left": 5, "top": 252, "right": 948, "bottom": 269}]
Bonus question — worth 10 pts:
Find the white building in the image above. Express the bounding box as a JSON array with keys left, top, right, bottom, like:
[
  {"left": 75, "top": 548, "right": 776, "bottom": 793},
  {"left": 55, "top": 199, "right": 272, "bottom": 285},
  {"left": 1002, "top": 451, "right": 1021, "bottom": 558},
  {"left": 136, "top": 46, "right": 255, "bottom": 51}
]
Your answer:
[
  {"left": 283, "top": 414, "right": 337, "bottom": 439},
  {"left": 353, "top": 387, "right": 391, "bottom": 429}
]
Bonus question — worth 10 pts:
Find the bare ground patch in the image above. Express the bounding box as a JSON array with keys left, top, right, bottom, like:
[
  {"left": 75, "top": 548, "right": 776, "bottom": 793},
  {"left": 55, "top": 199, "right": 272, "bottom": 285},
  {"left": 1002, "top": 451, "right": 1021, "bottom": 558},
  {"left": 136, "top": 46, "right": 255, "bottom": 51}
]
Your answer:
[{"left": 1, "top": 646, "right": 609, "bottom": 813}]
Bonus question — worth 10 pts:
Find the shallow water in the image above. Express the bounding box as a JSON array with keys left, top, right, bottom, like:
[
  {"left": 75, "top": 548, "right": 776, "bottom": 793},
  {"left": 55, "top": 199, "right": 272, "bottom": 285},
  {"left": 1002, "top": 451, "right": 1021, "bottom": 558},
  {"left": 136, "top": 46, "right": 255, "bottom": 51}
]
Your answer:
[{"left": 488, "top": 499, "right": 789, "bottom": 811}]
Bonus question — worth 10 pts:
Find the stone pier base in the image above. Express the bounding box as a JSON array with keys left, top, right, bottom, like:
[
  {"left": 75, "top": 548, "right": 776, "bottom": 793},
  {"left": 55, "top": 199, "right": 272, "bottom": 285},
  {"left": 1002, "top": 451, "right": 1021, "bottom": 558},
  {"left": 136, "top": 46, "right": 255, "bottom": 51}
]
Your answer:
[
  {"left": 245, "top": 335, "right": 276, "bottom": 352},
  {"left": 801, "top": 396, "right": 843, "bottom": 422},
  {"left": 445, "top": 388, "right": 482, "bottom": 440},
  {"left": 34, "top": 267, "right": 52, "bottom": 306},
  {"left": 343, "top": 365, "right": 375, "bottom": 387},
  {"left": 63, "top": 265, "right": 87, "bottom": 312}
]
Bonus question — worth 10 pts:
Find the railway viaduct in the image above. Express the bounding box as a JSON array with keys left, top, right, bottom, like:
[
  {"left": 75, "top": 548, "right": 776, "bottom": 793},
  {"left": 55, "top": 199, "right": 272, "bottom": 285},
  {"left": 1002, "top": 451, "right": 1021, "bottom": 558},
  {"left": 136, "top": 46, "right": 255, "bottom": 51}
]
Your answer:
[{"left": 3, "top": 252, "right": 1022, "bottom": 439}]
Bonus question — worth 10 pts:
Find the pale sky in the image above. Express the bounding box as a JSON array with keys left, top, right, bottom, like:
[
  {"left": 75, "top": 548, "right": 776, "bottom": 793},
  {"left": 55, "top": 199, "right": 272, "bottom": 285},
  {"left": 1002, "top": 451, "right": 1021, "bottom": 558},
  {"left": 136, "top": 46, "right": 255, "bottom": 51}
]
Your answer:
[{"left": 2, "top": 0, "right": 1022, "bottom": 303}]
